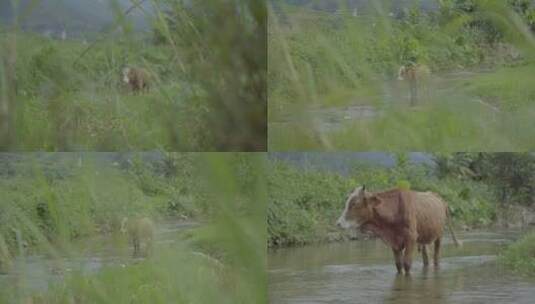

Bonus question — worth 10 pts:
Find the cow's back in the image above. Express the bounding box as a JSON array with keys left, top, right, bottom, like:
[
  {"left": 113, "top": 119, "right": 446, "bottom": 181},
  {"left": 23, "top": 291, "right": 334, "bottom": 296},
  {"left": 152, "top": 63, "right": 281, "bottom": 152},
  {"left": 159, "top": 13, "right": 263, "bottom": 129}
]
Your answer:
[
  {"left": 413, "top": 191, "right": 447, "bottom": 244},
  {"left": 127, "top": 217, "right": 153, "bottom": 239}
]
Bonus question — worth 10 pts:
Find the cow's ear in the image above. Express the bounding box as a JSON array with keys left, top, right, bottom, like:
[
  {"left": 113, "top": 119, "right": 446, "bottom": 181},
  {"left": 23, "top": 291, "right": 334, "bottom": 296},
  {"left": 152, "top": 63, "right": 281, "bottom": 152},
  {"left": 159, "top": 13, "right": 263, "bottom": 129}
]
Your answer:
[{"left": 360, "top": 185, "right": 367, "bottom": 197}]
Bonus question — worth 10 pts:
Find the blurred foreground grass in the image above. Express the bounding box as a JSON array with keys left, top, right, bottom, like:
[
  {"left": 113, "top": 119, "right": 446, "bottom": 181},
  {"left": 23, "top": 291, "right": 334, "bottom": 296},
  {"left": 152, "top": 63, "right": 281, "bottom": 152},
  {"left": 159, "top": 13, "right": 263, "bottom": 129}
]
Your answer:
[
  {"left": 0, "top": 0, "right": 266, "bottom": 151},
  {"left": 269, "top": 98, "right": 535, "bottom": 150},
  {"left": 0, "top": 153, "right": 267, "bottom": 303}
]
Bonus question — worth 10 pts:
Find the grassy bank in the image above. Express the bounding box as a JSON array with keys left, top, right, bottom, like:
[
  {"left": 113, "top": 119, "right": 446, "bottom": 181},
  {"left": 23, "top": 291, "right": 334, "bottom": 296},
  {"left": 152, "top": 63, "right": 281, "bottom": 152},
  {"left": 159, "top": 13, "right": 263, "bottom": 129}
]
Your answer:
[
  {"left": 268, "top": 158, "right": 496, "bottom": 248},
  {"left": 0, "top": 153, "right": 267, "bottom": 303},
  {"left": 499, "top": 231, "right": 535, "bottom": 276},
  {"left": 268, "top": 0, "right": 535, "bottom": 150},
  {"left": 465, "top": 64, "right": 535, "bottom": 110},
  {"left": 269, "top": 97, "right": 535, "bottom": 150}
]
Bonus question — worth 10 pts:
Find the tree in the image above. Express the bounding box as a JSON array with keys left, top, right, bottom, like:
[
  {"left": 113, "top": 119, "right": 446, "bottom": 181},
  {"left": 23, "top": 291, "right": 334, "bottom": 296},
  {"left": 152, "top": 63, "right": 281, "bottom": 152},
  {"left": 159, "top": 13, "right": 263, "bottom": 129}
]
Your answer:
[{"left": 433, "top": 153, "right": 535, "bottom": 206}]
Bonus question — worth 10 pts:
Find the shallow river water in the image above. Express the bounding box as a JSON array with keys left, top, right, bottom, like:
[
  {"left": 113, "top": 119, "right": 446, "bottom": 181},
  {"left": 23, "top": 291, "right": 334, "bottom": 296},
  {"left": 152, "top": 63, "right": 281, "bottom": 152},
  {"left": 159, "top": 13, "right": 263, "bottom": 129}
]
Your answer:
[
  {"left": 269, "top": 230, "right": 535, "bottom": 304},
  {"left": 0, "top": 220, "right": 198, "bottom": 296},
  {"left": 269, "top": 69, "right": 495, "bottom": 133}
]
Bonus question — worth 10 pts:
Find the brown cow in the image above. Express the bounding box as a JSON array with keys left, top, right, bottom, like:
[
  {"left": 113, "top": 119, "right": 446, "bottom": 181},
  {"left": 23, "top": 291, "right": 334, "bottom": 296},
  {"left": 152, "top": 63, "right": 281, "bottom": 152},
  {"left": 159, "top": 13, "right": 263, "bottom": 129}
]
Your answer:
[
  {"left": 120, "top": 217, "right": 154, "bottom": 257},
  {"left": 398, "top": 63, "right": 431, "bottom": 106},
  {"left": 336, "top": 186, "right": 461, "bottom": 274},
  {"left": 122, "top": 67, "right": 150, "bottom": 93}
]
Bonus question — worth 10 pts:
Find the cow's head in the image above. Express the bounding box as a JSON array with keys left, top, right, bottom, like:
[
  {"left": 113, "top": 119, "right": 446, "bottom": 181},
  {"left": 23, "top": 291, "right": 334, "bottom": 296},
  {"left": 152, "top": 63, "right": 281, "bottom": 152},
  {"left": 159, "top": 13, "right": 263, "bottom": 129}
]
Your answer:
[
  {"left": 397, "top": 66, "right": 406, "bottom": 80},
  {"left": 336, "top": 185, "right": 375, "bottom": 229},
  {"left": 120, "top": 217, "right": 128, "bottom": 234},
  {"left": 122, "top": 67, "right": 131, "bottom": 84}
]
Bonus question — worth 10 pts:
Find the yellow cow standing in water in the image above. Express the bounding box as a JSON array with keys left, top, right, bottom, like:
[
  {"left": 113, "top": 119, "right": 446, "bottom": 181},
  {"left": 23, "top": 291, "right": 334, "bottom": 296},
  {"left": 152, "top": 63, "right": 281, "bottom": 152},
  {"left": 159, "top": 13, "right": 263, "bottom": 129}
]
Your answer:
[
  {"left": 120, "top": 217, "right": 154, "bottom": 257},
  {"left": 398, "top": 63, "right": 431, "bottom": 106}
]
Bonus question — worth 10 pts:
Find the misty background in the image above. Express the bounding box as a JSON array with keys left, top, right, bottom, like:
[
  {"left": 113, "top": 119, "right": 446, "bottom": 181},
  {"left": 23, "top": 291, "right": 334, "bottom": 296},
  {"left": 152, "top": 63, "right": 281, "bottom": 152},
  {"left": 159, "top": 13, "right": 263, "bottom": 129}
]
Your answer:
[
  {"left": 0, "top": 0, "right": 153, "bottom": 39},
  {"left": 0, "top": 0, "right": 463, "bottom": 40},
  {"left": 270, "top": 152, "right": 434, "bottom": 175}
]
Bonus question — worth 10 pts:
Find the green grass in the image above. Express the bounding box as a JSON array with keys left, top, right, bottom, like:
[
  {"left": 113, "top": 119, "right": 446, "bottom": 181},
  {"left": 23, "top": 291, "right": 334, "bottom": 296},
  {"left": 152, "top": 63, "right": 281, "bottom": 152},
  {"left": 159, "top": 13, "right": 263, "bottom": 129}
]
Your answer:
[
  {"left": 6, "top": 220, "right": 265, "bottom": 304},
  {"left": 269, "top": 98, "right": 535, "bottom": 150},
  {"left": 2, "top": 32, "right": 216, "bottom": 150},
  {"left": 499, "top": 231, "right": 535, "bottom": 276},
  {"left": 268, "top": 158, "right": 496, "bottom": 247},
  {"left": 0, "top": 0, "right": 266, "bottom": 151},
  {"left": 465, "top": 64, "right": 535, "bottom": 110}
]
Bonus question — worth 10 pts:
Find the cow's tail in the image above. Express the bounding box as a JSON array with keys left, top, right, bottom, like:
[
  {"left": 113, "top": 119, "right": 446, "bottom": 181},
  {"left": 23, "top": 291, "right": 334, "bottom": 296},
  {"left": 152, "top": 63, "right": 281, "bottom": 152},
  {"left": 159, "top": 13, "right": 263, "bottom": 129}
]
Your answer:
[{"left": 446, "top": 206, "right": 462, "bottom": 247}]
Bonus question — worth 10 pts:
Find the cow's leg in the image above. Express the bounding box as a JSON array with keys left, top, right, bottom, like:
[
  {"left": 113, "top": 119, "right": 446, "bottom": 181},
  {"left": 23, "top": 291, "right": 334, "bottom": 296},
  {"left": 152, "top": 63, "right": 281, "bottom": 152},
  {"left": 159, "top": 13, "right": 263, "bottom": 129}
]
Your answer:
[
  {"left": 146, "top": 237, "right": 153, "bottom": 257},
  {"left": 433, "top": 238, "right": 441, "bottom": 266},
  {"left": 133, "top": 238, "right": 139, "bottom": 257},
  {"left": 403, "top": 239, "right": 416, "bottom": 274},
  {"left": 421, "top": 244, "right": 429, "bottom": 267},
  {"left": 392, "top": 248, "right": 403, "bottom": 274}
]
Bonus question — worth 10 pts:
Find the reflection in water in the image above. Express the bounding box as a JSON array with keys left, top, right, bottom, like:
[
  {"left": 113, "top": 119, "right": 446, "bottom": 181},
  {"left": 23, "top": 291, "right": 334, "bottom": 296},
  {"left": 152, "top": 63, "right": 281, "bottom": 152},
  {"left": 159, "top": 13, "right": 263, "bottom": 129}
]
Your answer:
[
  {"left": 386, "top": 267, "right": 447, "bottom": 304},
  {"left": 269, "top": 230, "right": 535, "bottom": 304}
]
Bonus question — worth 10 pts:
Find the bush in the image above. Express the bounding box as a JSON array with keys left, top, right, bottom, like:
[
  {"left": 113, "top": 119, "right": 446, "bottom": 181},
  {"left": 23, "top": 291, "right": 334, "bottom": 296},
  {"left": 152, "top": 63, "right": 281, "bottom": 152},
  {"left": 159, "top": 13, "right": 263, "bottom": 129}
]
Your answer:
[
  {"left": 267, "top": 161, "right": 354, "bottom": 246},
  {"left": 499, "top": 231, "right": 535, "bottom": 276}
]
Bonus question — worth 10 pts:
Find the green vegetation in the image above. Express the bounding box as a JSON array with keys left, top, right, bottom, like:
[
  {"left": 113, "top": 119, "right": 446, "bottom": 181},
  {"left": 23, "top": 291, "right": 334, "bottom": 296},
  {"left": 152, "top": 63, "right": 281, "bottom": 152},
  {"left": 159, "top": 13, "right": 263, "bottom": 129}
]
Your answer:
[
  {"left": 465, "top": 64, "right": 535, "bottom": 110},
  {"left": 433, "top": 152, "right": 535, "bottom": 206},
  {"left": 269, "top": 99, "right": 535, "bottom": 150},
  {"left": 0, "top": 153, "right": 266, "bottom": 303},
  {"left": 499, "top": 231, "right": 535, "bottom": 276},
  {"left": 268, "top": 0, "right": 535, "bottom": 150},
  {"left": 0, "top": 0, "right": 266, "bottom": 151},
  {"left": 268, "top": 153, "right": 535, "bottom": 248},
  {"left": 268, "top": 154, "right": 496, "bottom": 247}
]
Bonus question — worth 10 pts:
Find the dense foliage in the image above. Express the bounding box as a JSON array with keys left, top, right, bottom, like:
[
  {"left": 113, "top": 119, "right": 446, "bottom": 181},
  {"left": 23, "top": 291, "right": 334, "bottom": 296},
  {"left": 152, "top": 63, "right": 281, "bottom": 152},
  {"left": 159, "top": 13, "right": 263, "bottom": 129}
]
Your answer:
[
  {"left": 499, "top": 231, "right": 535, "bottom": 277},
  {"left": 434, "top": 152, "right": 535, "bottom": 206}
]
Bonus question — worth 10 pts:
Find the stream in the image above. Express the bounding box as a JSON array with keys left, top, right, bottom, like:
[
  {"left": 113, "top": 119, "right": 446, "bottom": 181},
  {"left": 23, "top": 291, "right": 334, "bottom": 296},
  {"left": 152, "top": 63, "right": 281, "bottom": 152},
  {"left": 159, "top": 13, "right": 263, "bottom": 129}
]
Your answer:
[
  {"left": 269, "top": 69, "right": 495, "bottom": 133},
  {"left": 268, "top": 229, "right": 535, "bottom": 304}
]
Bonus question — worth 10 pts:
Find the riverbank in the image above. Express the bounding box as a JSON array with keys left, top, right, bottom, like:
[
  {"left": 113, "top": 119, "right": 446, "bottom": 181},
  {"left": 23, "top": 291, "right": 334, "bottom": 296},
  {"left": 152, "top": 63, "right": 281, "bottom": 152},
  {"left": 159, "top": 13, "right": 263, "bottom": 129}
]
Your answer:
[
  {"left": 499, "top": 231, "right": 535, "bottom": 277},
  {"left": 0, "top": 153, "right": 267, "bottom": 303},
  {"left": 0, "top": 155, "right": 203, "bottom": 259},
  {"left": 268, "top": 2, "right": 531, "bottom": 116},
  {"left": 268, "top": 2, "right": 535, "bottom": 151},
  {"left": 268, "top": 61, "right": 535, "bottom": 150},
  {"left": 268, "top": 159, "right": 498, "bottom": 248},
  {"left": 1, "top": 218, "right": 264, "bottom": 304}
]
